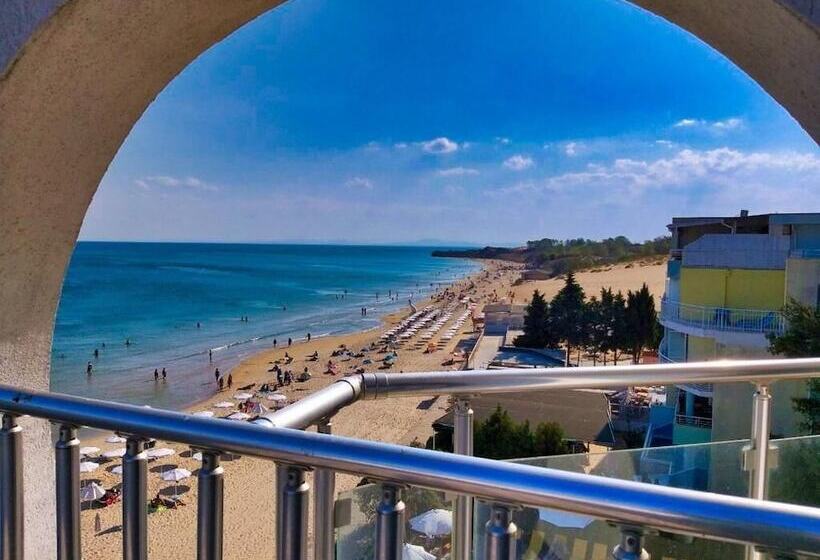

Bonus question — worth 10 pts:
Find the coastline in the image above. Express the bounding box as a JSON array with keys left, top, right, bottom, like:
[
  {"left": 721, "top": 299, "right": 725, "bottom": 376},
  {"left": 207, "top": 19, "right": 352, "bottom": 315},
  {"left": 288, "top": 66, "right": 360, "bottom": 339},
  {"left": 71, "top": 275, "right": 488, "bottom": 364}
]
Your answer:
[{"left": 77, "top": 259, "right": 665, "bottom": 560}]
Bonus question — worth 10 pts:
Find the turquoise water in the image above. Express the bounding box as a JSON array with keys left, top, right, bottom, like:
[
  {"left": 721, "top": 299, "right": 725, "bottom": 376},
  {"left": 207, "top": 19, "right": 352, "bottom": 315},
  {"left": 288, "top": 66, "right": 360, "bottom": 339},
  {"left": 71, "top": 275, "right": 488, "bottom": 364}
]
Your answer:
[{"left": 51, "top": 242, "right": 477, "bottom": 409}]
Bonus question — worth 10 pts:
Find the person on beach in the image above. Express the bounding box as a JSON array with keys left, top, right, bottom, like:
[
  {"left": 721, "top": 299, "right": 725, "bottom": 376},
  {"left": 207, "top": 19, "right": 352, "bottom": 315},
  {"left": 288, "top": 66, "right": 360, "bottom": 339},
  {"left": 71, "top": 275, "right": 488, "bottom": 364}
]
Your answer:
[
  {"left": 214, "top": 368, "right": 220, "bottom": 383},
  {"left": 307, "top": 332, "right": 311, "bottom": 342},
  {"left": 227, "top": 373, "right": 233, "bottom": 388},
  {"left": 161, "top": 368, "right": 167, "bottom": 380},
  {"left": 218, "top": 376, "right": 224, "bottom": 391},
  {"left": 154, "top": 369, "right": 159, "bottom": 381},
  {"left": 86, "top": 362, "right": 93, "bottom": 375},
  {"left": 277, "top": 370, "right": 284, "bottom": 387},
  {"left": 288, "top": 337, "right": 292, "bottom": 347},
  {"left": 208, "top": 349, "right": 213, "bottom": 362},
  {"left": 273, "top": 338, "right": 277, "bottom": 348}
]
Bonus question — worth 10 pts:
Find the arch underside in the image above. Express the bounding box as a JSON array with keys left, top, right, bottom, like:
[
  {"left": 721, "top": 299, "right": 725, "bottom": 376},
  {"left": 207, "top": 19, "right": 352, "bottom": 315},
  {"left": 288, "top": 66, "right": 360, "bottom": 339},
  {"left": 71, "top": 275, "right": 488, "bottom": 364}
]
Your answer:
[{"left": 0, "top": 0, "right": 817, "bottom": 557}]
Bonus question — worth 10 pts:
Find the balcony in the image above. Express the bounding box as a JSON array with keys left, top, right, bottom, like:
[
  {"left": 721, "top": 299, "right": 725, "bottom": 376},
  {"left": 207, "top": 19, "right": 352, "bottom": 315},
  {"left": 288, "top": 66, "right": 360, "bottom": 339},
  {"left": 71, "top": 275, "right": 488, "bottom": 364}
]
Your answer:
[
  {"left": 660, "top": 297, "right": 784, "bottom": 345},
  {"left": 676, "top": 413, "right": 713, "bottom": 429},
  {"left": 0, "top": 358, "right": 818, "bottom": 560}
]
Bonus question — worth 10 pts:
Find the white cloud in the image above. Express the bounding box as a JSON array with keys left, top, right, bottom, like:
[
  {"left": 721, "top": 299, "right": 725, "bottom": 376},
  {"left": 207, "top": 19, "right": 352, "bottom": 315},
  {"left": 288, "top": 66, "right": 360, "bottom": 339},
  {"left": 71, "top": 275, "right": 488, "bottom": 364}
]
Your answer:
[
  {"left": 394, "top": 142, "right": 408, "bottom": 149},
  {"left": 344, "top": 176, "right": 374, "bottom": 189},
  {"left": 420, "top": 137, "right": 459, "bottom": 154},
  {"left": 564, "top": 142, "right": 581, "bottom": 156},
  {"left": 673, "top": 118, "right": 700, "bottom": 128},
  {"left": 655, "top": 140, "right": 675, "bottom": 147},
  {"left": 136, "top": 175, "right": 219, "bottom": 192},
  {"left": 503, "top": 154, "right": 535, "bottom": 171},
  {"left": 495, "top": 136, "right": 511, "bottom": 145},
  {"left": 437, "top": 167, "right": 479, "bottom": 177},
  {"left": 514, "top": 148, "right": 820, "bottom": 194},
  {"left": 673, "top": 117, "right": 744, "bottom": 132}
]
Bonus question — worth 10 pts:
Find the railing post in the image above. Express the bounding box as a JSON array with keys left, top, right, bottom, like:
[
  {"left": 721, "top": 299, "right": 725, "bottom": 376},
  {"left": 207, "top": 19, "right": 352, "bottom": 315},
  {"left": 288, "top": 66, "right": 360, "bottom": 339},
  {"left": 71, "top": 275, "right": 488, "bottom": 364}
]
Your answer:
[
  {"left": 483, "top": 504, "right": 516, "bottom": 560},
  {"left": 123, "top": 437, "right": 148, "bottom": 560},
  {"left": 314, "top": 419, "right": 335, "bottom": 560},
  {"left": 748, "top": 383, "right": 772, "bottom": 501},
  {"left": 197, "top": 451, "right": 224, "bottom": 560},
  {"left": 55, "top": 424, "right": 81, "bottom": 560},
  {"left": 745, "top": 384, "right": 773, "bottom": 560},
  {"left": 276, "top": 464, "right": 309, "bottom": 560},
  {"left": 453, "top": 398, "right": 474, "bottom": 560},
  {"left": 612, "top": 528, "right": 649, "bottom": 560},
  {"left": 0, "top": 414, "right": 23, "bottom": 560},
  {"left": 374, "top": 484, "right": 405, "bottom": 560}
]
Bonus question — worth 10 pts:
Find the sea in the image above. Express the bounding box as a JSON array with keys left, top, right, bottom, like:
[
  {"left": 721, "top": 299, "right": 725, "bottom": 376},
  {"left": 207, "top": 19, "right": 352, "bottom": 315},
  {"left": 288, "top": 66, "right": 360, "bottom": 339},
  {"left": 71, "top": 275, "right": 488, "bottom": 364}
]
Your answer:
[{"left": 51, "top": 242, "right": 478, "bottom": 410}]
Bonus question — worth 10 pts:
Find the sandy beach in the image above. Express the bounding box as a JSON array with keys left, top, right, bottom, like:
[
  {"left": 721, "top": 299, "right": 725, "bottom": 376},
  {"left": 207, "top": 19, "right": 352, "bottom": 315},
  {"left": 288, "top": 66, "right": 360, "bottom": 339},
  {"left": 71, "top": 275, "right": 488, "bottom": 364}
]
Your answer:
[{"left": 78, "top": 259, "right": 665, "bottom": 559}]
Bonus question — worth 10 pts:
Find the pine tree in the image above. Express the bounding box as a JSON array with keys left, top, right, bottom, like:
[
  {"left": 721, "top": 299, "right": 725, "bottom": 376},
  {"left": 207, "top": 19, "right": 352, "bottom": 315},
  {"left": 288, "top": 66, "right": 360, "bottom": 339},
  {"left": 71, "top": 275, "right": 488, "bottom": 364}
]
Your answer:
[
  {"left": 584, "top": 296, "right": 606, "bottom": 365},
  {"left": 551, "top": 272, "right": 586, "bottom": 366},
  {"left": 624, "top": 283, "right": 657, "bottom": 364},
  {"left": 514, "top": 290, "right": 555, "bottom": 348}
]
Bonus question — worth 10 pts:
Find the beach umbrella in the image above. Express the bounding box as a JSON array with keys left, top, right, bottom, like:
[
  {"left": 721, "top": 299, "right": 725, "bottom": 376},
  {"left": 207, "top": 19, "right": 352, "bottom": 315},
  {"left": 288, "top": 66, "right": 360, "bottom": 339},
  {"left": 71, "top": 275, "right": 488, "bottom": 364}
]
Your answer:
[
  {"left": 80, "top": 446, "right": 100, "bottom": 456},
  {"left": 80, "top": 482, "right": 106, "bottom": 502},
  {"left": 192, "top": 452, "right": 203, "bottom": 461},
  {"left": 193, "top": 410, "right": 214, "bottom": 417},
  {"left": 146, "top": 447, "right": 175, "bottom": 459},
  {"left": 102, "top": 448, "right": 126, "bottom": 459},
  {"left": 233, "top": 392, "right": 253, "bottom": 400},
  {"left": 226, "top": 411, "right": 250, "bottom": 421},
  {"left": 105, "top": 435, "right": 126, "bottom": 444},
  {"left": 111, "top": 465, "right": 123, "bottom": 475},
  {"left": 213, "top": 401, "right": 234, "bottom": 408},
  {"left": 403, "top": 543, "right": 436, "bottom": 560},
  {"left": 266, "top": 393, "right": 287, "bottom": 402},
  {"left": 536, "top": 508, "right": 594, "bottom": 529},
  {"left": 160, "top": 468, "right": 191, "bottom": 482},
  {"left": 409, "top": 509, "right": 452, "bottom": 537},
  {"left": 79, "top": 461, "right": 99, "bottom": 473}
]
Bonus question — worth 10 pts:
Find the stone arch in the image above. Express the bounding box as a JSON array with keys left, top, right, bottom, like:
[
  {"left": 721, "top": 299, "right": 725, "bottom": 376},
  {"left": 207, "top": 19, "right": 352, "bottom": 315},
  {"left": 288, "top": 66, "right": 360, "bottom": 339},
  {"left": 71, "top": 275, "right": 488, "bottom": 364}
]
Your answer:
[{"left": 0, "top": 0, "right": 817, "bottom": 556}]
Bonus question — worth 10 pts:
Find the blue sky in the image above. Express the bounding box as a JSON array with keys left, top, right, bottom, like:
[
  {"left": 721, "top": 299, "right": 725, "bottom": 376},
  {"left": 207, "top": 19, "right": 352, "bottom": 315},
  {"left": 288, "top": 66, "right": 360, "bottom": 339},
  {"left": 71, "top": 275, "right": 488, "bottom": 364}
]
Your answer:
[{"left": 80, "top": 0, "right": 820, "bottom": 245}]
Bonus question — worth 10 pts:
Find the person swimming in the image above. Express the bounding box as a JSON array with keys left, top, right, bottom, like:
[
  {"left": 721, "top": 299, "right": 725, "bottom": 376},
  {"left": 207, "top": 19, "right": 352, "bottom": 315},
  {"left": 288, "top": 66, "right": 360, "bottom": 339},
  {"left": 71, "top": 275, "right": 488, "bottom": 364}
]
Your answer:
[
  {"left": 154, "top": 369, "right": 159, "bottom": 381},
  {"left": 161, "top": 367, "right": 166, "bottom": 380},
  {"left": 86, "top": 362, "right": 93, "bottom": 375}
]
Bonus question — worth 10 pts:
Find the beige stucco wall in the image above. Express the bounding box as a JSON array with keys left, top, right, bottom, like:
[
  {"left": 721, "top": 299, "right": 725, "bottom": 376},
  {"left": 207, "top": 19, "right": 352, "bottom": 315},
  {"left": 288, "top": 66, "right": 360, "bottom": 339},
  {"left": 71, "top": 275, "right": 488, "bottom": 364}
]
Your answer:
[
  {"left": 785, "top": 257, "right": 820, "bottom": 307},
  {"left": 0, "top": 0, "right": 817, "bottom": 556}
]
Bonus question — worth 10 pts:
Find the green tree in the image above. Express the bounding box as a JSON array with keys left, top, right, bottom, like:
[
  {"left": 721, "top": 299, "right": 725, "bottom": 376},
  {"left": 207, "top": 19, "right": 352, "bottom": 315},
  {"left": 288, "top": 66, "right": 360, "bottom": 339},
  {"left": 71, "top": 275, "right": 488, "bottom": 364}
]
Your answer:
[
  {"left": 550, "top": 272, "right": 586, "bottom": 366},
  {"left": 474, "top": 406, "right": 568, "bottom": 460},
  {"left": 598, "top": 288, "right": 628, "bottom": 365},
  {"left": 624, "top": 283, "right": 657, "bottom": 364},
  {"left": 767, "top": 299, "right": 820, "bottom": 434},
  {"left": 584, "top": 296, "right": 606, "bottom": 365},
  {"left": 514, "top": 290, "right": 557, "bottom": 349},
  {"left": 533, "top": 422, "right": 568, "bottom": 456}
]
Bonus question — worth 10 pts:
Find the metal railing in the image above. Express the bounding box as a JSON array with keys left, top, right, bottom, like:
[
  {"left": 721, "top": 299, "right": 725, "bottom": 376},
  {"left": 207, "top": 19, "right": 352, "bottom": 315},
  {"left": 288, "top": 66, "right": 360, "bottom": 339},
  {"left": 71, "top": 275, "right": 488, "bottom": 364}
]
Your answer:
[
  {"left": 0, "top": 358, "right": 819, "bottom": 560},
  {"left": 660, "top": 297, "right": 785, "bottom": 336},
  {"left": 676, "top": 413, "right": 714, "bottom": 429}
]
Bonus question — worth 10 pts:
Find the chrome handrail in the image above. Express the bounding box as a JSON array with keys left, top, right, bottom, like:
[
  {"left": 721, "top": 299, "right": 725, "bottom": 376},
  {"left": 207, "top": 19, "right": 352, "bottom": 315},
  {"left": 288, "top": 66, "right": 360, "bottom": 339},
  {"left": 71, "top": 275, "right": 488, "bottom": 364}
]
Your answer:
[{"left": 0, "top": 383, "right": 819, "bottom": 557}]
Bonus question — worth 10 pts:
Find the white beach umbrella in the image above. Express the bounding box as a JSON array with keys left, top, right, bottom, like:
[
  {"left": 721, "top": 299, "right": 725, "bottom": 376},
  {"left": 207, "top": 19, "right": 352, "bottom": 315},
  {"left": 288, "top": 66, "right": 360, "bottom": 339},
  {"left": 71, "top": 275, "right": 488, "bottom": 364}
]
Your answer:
[
  {"left": 111, "top": 465, "right": 123, "bottom": 475},
  {"left": 160, "top": 468, "right": 191, "bottom": 482},
  {"left": 146, "top": 447, "right": 175, "bottom": 459},
  {"left": 233, "top": 392, "right": 253, "bottom": 400},
  {"left": 409, "top": 509, "right": 452, "bottom": 537},
  {"left": 102, "top": 448, "right": 126, "bottom": 459},
  {"left": 80, "top": 482, "right": 106, "bottom": 502},
  {"left": 192, "top": 452, "right": 203, "bottom": 461},
  {"left": 79, "top": 461, "right": 99, "bottom": 473},
  {"left": 536, "top": 508, "right": 594, "bottom": 529},
  {"left": 266, "top": 393, "right": 287, "bottom": 402},
  {"left": 403, "top": 543, "right": 436, "bottom": 560},
  {"left": 213, "top": 401, "right": 234, "bottom": 408},
  {"left": 226, "top": 411, "right": 250, "bottom": 421},
  {"left": 193, "top": 410, "right": 214, "bottom": 417},
  {"left": 105, "top": 435, "right": 126, "bottom": 444},
  {"left": 80, "top": 446, "right": 100, "bottom": 456}
]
